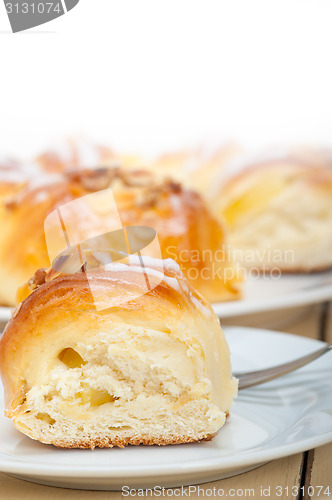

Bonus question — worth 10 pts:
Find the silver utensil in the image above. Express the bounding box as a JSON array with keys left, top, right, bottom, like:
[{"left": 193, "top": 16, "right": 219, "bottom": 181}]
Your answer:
[{"left": 234, "top": 343, "right": 332, "bottom": 390}]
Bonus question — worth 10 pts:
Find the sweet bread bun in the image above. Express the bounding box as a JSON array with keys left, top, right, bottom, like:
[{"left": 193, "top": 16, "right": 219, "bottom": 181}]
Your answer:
[
  {"left": 0, "top": 259, "right": 237, "bottom": 448},
  {"left": 214, "top": 154, "right": 332, "bottom": 272},
  {"left": 36, "top": 138, "right": 117, "bottom": 173},
  {"left": 0, "top": 167, "right": 242, "bottom": 306}
]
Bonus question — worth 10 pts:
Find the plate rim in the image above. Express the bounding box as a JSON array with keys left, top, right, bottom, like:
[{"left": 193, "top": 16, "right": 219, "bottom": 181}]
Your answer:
[
  {"left": 213, "top": 273, "right": 332, "bottom": 317},
  {"left": 0, "top": 432, "right": 331, "bottom": 478}
]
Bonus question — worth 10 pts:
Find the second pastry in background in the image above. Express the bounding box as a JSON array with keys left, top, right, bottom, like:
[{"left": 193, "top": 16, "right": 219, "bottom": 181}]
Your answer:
[{"left": 212, "top": 150, "right": 332, "bottom": 273}]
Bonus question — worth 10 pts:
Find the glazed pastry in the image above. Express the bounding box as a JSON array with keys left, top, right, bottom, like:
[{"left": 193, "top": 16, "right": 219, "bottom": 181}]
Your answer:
[
  {"left": 0, "top": 167, "right": 242, "bottom": 306},
  {"left": 214, "top": 153, "right": 332, "bottom": 272},
  {"left": 0, "top": 259, "right": 237, "bottom": 448}
]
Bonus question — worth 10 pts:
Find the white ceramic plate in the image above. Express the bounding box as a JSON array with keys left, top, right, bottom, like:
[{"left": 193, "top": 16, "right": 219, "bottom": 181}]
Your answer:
[
  {"left": 213, "top": 269, "right": 332, "bottom": 318},
  {"left": 0, "top": 327, "right": 331, "bottom": 490},
  {"left": 1, "top": 271, "right": 332, "bottom": 325}
]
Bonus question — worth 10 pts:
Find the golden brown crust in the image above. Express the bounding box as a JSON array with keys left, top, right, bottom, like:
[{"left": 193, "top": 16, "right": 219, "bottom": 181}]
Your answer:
[{"left": 51, "top": 433, "right": 216, "bottom": 449}]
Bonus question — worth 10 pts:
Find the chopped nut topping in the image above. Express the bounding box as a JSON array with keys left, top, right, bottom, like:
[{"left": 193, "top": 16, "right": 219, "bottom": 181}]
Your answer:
[
  {"left": 66, "top": 166, "right": 183, "bottom": 199},
  {"left": 67, "top": 166, "right": 120, "bottom": 191},
  {"left": 136, "top": 178, "right": 183, "bottom": 208},
  {"left": 4, "top": 197, "right": 17, "bottom": 209},
  {"left": 164, "top": 178, "right": 182, "bottom": 193},
  {"left": 120, "top": 169, "right": 155, "bottom": 187},
  {"left": 28, "top": 268, "right": 47, "bottom": 291}
]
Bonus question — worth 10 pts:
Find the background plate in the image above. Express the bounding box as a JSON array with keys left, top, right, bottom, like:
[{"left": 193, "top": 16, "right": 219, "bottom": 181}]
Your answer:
[
  {"left": 214, "top": 269, "right": 332, "bottom": 318},
  {"left": 0, "top": 327, "right": 331, "bottom": 490}
]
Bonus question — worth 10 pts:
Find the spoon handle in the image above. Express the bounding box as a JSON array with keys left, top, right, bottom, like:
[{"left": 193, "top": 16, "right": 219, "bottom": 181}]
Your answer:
[{"left": 234, "top": 344, "right": 332, "bottom": 390}]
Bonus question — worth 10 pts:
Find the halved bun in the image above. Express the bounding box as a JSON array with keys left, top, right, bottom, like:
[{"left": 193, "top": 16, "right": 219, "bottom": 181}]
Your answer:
[
  {"left": 0, "top": 259, "right": 237, "bottom": 448},
  {"left": 214, "top": 155, "right": 332, "bottom": 272}
]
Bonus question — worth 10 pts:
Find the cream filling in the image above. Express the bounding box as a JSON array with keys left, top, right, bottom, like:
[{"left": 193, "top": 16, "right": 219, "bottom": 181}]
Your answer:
[
  {"left": 12, "top": 321, "right": 237, "bottom": 446},
  {"left": 16, "top": 328, "right": 222, "bottom": 428}
]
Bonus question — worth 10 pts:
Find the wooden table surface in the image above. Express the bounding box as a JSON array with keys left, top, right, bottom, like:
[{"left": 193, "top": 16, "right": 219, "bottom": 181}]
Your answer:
[{"left": 0, "top": 303, "right": 331, "bottom": 500}]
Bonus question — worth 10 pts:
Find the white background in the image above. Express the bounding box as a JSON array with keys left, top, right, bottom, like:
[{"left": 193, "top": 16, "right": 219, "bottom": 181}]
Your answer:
[{"left": 0, "top": 0, "right": 332, "bottom": 158}]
